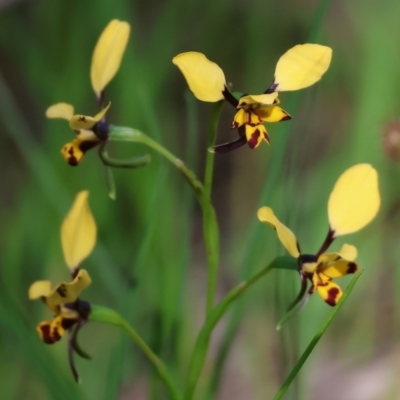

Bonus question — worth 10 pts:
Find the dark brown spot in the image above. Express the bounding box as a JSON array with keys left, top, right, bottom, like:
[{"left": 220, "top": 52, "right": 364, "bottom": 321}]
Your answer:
[
  {"left": 78, "top": 116, "right": 86, "bottom": 122},
  {"left": 247, "top": 129, "right": 260, "bottom": 149},
  {"left": 325, "top": 287, "right": 340, "bottom": 306},
  {"left": 39, "top": 324, "right": 55, "bottom": 344},
  {"left": 231, "top": 121, "right": 239, "bottom": 129},
  {"left": 56, "top": 284, "right": 67, "bottom": 297},
  {"left": 68, "top": 156, "right": 78, "bottom": 166},
  {"left": 263, "top": 131, "right": 270, "bottom": 143},
  {"left": 281, "top": 114, "right": 292, "bottom": 121},
  {"left": 347, "top": 262, "right": 357, "bottom": 274}
]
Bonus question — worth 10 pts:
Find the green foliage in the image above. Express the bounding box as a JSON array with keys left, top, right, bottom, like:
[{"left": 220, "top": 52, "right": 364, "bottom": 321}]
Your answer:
[{"left": 0, "top": 0, "right": 399, "bottom": 399}]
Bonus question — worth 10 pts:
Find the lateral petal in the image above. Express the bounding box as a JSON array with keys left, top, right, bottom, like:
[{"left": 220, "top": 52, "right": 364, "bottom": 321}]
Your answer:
[
  {"left": 91, "top": 20, "right": 130, "bottom": 96},
  {"left": 69, "top": 102, "right": 111, "bottom": 130},
  {"left": 274, "top": 44, "right": 332, "bottom": 91},
  {"left": 46, "top": 103, "right": 74, "bottom": 120},
  {"left": 328, "top": 164, "right": 380, "bottom": 237},
  {"left": 61, "top": 191, "right": 97, "bottom": 270},
  {"left": 45, "top": 269, "right": 92, "bottom": 309},
  {"left": 256, "top": 105, "right": 291, "bottom": 122},
  {"left": 173, "top": 52, "right": 226, "bottom": 102},
  {"left": 257, "top": 207, "right": 300, "bottom": 258}
]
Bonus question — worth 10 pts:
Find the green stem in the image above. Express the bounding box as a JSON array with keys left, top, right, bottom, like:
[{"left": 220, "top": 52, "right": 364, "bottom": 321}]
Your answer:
[
  {"left": 109, "top": 123, "right": 222, "bottom": 316},
  {"left": 184, "top": 256, "right": 294, "bottom": 400},
  {"left": 109, "top": 126, "right": 204, "bottom": 197},
  {"left": 273, "top": 271, "right": 363, "bottom": 400},
  {"left": 204, "top": 101, "right": 224, "bottom": 314},
  {"left": 90, "top": 306, "right": 183, "bottom": 400}
]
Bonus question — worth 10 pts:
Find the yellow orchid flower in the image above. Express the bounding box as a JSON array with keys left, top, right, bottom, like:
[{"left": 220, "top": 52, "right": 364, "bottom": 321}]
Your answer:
[
  {"left": 28, "top": 191, "right": 97, "bottom": 381},
  {"left": 173, "top": 44, "right": 332, "bottom": 152},
  {"left": 46, "top": 20, "right": 130, "bottom": 166},
  {"left": 258, "top": 164, "right": 380, "bottom": 306}
]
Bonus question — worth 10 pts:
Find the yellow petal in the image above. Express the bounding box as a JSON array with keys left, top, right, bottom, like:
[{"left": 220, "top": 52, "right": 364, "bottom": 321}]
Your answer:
[
  {"left": 328, "top": 164, "right": 380, "bottom": 237},
  {"left": 61, "top": 191, "right": 97, "bottom": 269},
  {"left": 256, "top": 105, "right": 291, "bottom": 122},
  {"left": 274, "top": 44, "right": 332, "bottom": 91},
  {"left": 28, "top": 280, "right": 53, "bottom": 299},
  {"left": 318, "top": 244, "right": 358, "bottom": 264},
  {"left": 91, "top": 20, "right": 130, "bottom": 96},
  {"left": 37, "top": 315, "right": 78, "bottom": 344},
  {"left": 338, "top": 244, "right": 358, "bottom": 261},
  {"left": 321, "top": 260, "right": 358, "bottom": 279},
  {"left": 257, "top": 207, "right": 300, "bottom": 258},
  {"left": 314, "top": 274, "right": 343, "bottom": 306},
  {"left": 245, "top": 121, "right": 269, "bottom": 148},
  {"left": 238, "top": 92, "right": 278, "bottom": 108},
  {"left": 69, "top": 102, "right": 111, "bottom": 130},
  {"left": 231, "top": 108, "right": 247, "bottom": 129},
  {"left": 61, "top": 138, "right": 99, "bottom": 166},
  {"left": 45, "top": 269, "right": 92, "bottom": 309},
  {"left": 172, "top": 52, "right": 226, "bottom": 102},
  {"left": 46, "top": 103, "right": 74, "bottom": 120}
]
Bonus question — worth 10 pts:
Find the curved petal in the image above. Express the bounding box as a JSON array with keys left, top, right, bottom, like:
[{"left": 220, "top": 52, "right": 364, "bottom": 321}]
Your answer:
[
  {"left": 37, "top": 315, "right": 78, "bottom": 344},
  {"left": 45, "top": 269, "right": 92, "bottom": 309},
  {"left": 318, "top": 244, "right": 358, "bottom": 264},
  {"left": 314, "top": 273, "right": 343, "bottom": 306},
  {"left": 274, "top": 44, "right": 332, "bottom": 91},
  {"left": 46, "top": 103, "right": 74, "bottom": 120},
  {"left": 238, "top": 92, "right": 278, "bottom": 108},
  {"left": 61, "top": 192, "right": 97, "bottom": 269},
  {"left": 257, "top": 207, "right": 300, "bottom": 258},
  {"left": 338, "top": 244, "right": 358, "bottom": 261},
  {"left": 69, "top": 102, "right": 111, "bottom": 130},
  {"left": 172, "top": 52, "right": 226, "bottom": 102},
  {"left": 328, "top": 164, "right": 380, "bottom": 237},
  {"left": 256, "top": 105, "right": 291, "bottom": 122},
  {"left": 321, "top": 260, "right": 358, "bottom": 279},
  {"left": 91, "top": 20, "right": 130, "bottom": 96},
  {"left": 28, "top": 280, "right": 53, "bottom": 299},
  {"left": 61, "top": 138, "right": 99, "bottom": 166}
]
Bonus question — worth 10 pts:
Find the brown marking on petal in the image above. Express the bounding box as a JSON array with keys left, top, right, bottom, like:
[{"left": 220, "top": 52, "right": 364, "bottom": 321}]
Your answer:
[
  {"left": 51, "top": 327, "right": 62, "bottom": 342},
  {"left": 281, "top": 115, "right": 292, "bottom": 121},
  {"left": 263, "top": 131, "right": 270, "bottom": 143},
  {"left": 326, "top": 287, "right": 340, "bottom": 306},
  {"left": 65, "top": 146, "right": 78, "bottom": 166},
  {"left": 57, "top": 284, "right": 67, "bottom": 297},
  {"left": 247, "top": 129, "right": 260, "bottom": 149},
  {"left": 308, "top": 284, "right": 316, "bottom": 294},
  {"left": 38, "top": 324, "right": 55, "bottom": 344},
  {"left": 78, "top": 116, "right": 86, "bottom": 122},
  {"left": 347, "top": 262, "right": 358, "bottom": 274},
  {"left": 231, "top": 121, "right": 239, "bottom": 129}
]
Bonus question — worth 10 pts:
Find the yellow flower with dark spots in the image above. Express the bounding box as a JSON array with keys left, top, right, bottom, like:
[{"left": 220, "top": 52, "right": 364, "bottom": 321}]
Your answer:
[
  {"left": 46, "top": 20, "right": 130, "bottom": 166},
  {"left": 173, "top": 44, "right": 332, "bottom": 152},
  {"left": 258, "top": 164, "right": 380, "bottom": 306},
  {"left": 29, "top": 191, "right": 97, "bottom": 381}
]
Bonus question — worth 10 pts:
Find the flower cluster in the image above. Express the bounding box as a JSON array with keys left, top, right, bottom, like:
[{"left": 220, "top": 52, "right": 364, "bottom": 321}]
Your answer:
[
  {"left": 29, "top": 191, "right": 97, "bottom": 381},
  {"left": 46, "top": 20, "right": 130, "bottom": 165},
  {"left": 173, "top": 45, "right": 332, "bottom": 152},
  {"left": 258, "top": 164, "right": 380, "bottom": 305}
]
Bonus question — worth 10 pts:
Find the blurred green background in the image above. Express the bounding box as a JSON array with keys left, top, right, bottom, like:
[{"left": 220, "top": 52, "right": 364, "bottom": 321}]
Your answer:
[{"left": 1, "top": 0, "right": 400, "bottom": 399}]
